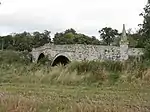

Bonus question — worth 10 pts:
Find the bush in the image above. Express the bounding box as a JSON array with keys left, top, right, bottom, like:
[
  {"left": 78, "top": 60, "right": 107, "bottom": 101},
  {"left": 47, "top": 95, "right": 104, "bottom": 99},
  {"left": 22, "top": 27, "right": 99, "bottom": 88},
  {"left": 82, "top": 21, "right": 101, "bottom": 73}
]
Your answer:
[
  {"left": 37, "top": 56, "right": 50, "bottom": 65},
  {"left": 68, "top": 60, "right": 123, "bottom": 74},
  {"left": 0, "top": 50, "right": 31, "bottom": 65}
]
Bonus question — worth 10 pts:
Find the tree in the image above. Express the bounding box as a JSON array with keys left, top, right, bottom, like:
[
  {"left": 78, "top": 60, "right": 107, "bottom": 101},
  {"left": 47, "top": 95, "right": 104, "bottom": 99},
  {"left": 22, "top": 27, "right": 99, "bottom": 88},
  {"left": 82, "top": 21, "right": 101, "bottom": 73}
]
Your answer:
[
  {"left": 32, "top": 30, "right": 51, "bottom": 48},
  {"left": 12, "top": 32, "right": 33, "bottom": 51},
  {"left": 53, "top": 28, "right": 100, "bottom": 45},
  {"left": 0, "top": 30, "right": 51, "bottom": 51},
  {"left": 53, "top": 29, "right": 75, "bottom": 44},
  {"left": 98, "top": 27, "right": 119, "bottom": 45},
  {"left": 139, "top": 1, "right": 150, "bottom": 58},
  {"left": 140, "top": 1, "right": 150, "bottom": 39},
  {"left": 64, "top": 28, "right": 76, "bottom": 35},
  {"left": 127, "top": 29, "right": 145, "bottom": 48}
]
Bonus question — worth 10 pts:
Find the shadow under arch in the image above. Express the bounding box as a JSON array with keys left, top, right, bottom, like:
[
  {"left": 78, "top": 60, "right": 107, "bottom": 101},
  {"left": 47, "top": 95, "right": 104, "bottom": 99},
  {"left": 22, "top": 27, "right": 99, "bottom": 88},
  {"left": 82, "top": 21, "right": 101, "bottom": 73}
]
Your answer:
[
  {"left": 37, "top": 53, "right": 45, "bottom": 63},
  {"left": 51, "top": 55, "right": 70, "bottom": 66}
]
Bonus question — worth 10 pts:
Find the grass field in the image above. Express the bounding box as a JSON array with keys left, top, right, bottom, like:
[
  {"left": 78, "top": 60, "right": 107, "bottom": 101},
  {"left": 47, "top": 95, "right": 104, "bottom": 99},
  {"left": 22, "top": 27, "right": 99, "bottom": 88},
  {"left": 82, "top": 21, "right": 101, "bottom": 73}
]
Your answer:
[
  {"left": 1, "top": 51, "right": 150, "bottom": 112},
  {"left": 0, "top": 83, "right": 150, "bottom": 112}
]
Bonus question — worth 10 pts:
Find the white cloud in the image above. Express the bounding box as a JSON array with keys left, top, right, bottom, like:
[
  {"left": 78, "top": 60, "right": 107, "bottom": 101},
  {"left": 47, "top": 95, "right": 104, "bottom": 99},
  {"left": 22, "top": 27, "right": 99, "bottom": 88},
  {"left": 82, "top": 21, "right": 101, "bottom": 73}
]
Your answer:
[{"left": 0, "top": 0, "right": 147, "bottom": 37}]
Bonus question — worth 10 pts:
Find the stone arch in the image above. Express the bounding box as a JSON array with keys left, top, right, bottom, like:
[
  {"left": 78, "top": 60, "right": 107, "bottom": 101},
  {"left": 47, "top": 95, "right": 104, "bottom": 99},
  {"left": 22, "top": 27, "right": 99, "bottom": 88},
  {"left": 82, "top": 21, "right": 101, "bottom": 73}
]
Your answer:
[
  {"left": 51, "top": 53, "right": 71, "bottom": 66},
  {"left": 37, "top": 53, "right": 45, "bottom": 63}
]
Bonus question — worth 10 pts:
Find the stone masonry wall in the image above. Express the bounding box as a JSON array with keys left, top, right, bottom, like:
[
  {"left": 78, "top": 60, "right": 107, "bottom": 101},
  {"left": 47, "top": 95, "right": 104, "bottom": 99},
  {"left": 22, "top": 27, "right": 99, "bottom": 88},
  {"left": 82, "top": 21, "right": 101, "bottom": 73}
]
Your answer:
[{"left": 31, "top": 43, "right": 144, "bottom": 62}]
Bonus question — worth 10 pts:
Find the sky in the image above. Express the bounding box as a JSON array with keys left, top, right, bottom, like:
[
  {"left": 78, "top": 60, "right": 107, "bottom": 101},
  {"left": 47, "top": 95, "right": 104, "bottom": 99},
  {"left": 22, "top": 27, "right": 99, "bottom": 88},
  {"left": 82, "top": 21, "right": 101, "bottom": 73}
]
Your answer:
[{"left": 0, "top": 0, "right": 148, "bottom": 38}]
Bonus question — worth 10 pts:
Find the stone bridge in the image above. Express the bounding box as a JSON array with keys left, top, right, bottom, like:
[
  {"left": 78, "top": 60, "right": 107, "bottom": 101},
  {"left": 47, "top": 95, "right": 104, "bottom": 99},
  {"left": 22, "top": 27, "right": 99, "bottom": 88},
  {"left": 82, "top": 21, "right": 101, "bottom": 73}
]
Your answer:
[{"left": 31, "top": 25, "right": 143, "bottom": 66}]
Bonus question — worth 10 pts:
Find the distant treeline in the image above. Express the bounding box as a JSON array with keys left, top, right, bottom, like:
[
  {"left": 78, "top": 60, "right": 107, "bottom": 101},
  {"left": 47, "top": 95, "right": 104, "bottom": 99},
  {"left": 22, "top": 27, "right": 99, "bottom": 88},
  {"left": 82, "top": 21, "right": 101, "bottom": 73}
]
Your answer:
[{"left": 0, "top": 27, "right": 146, "bottom": 52}]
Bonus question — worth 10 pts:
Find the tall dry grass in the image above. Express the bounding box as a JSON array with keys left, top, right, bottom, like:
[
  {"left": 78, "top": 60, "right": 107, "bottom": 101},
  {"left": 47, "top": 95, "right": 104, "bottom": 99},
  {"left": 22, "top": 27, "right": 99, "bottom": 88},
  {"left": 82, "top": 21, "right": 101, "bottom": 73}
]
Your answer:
[
  {"left": 1, "top": 59, "right": 150, "bottom": 86},
  {"left": 0, "top": 92, "right": 38, "bottom": 112},
  {"left": 1, "top": 50, "right": 150, "bottom": 85}
]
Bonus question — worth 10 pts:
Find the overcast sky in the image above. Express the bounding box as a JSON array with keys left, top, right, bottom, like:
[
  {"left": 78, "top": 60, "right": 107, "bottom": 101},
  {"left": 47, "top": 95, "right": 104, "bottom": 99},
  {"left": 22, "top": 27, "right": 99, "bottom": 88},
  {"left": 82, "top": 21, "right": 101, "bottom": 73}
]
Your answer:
[{"left": 0, "top": 0, "right": 148, "bottom": 37}]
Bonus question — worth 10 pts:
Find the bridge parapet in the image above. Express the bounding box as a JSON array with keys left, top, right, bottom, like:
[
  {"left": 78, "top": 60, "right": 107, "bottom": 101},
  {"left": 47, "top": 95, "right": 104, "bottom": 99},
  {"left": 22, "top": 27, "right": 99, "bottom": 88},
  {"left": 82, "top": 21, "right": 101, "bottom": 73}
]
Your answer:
[{"left": 31, "top": 43, "right": 143, "bottom": 64}]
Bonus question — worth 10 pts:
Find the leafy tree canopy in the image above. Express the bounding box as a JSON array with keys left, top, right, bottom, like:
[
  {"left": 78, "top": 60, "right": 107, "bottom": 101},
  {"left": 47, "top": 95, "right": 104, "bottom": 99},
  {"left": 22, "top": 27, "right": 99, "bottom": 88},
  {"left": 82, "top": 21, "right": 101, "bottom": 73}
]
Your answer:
[
  {"left": 98, "top": 27, "right": 119, "bottom": 45},
  {"left": 53, "top": 28, "right": 101, "bottom": 45}
]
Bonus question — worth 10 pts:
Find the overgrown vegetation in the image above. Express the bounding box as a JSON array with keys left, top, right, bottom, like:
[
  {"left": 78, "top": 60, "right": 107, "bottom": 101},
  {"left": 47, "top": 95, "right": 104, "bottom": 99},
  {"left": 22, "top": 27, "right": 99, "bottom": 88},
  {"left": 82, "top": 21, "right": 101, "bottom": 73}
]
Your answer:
[
  {"left": 0, "top": 51, "right": 150, "bottom": 86},
  {"left": 1, "top": 50, "right": 150, "bottom": 111},
  {"left": 0, "top": 50, "right": 31, "bottom": 65}
]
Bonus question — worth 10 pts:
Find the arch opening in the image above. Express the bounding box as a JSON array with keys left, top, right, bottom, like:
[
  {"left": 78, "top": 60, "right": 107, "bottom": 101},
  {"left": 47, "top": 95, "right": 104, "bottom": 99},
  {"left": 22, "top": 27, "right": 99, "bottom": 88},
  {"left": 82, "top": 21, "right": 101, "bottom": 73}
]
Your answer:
[
  {"left": 52, "top": 55, "right": 70, "bottom": 66},
  {"left": 37, "top": 53, "right": 45, "bottom": 63}
]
